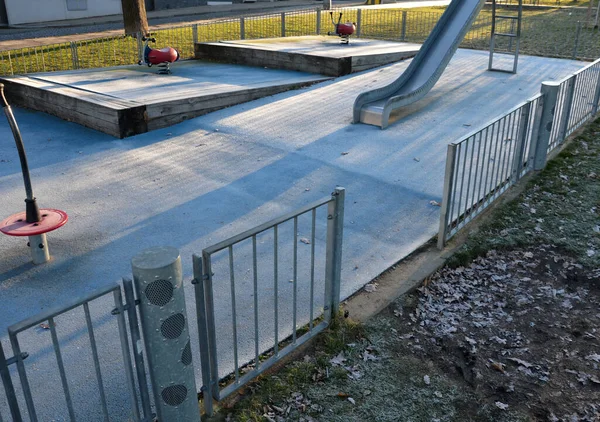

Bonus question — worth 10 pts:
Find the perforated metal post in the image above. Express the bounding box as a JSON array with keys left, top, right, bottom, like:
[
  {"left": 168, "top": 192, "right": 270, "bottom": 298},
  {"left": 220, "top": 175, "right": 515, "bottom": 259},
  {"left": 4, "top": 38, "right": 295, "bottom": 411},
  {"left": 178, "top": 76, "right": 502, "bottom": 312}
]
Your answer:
[
  {"left": 132, "top": 246, "right": 200, "bottom": 422},
  {"left": 533, "top": 82, "right": 560, "bottom": 170},
  {"left": 356, "top": 9, "right": 362, "bottom": 38}
]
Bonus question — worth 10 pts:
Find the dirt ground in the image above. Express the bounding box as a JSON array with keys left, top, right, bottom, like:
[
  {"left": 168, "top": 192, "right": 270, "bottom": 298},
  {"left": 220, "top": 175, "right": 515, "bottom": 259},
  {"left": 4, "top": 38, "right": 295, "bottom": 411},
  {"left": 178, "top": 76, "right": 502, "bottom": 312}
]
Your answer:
[{"left": 221, "top": 122, "right": 600, "bottom": 422}]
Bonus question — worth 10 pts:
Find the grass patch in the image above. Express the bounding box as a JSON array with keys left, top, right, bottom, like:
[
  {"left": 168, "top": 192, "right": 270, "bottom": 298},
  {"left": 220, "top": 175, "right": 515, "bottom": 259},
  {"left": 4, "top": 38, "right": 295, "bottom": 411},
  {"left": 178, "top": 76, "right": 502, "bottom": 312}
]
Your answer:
[
  {"left": 0, "top": 5, "right": 598, "bottom": 76},
  {"left": 219, "top": 314, "right": 364, "bottom": 421},
  {"left": 447, "top": 116, "right": 600, "bottom": 267}
]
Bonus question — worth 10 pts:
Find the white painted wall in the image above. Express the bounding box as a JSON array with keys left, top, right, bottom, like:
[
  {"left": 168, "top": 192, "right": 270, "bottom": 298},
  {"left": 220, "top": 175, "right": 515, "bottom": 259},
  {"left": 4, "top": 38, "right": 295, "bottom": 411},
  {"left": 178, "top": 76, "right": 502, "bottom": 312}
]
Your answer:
[{"left": 5, "top": 0, "right": 122, "bottom": 25}]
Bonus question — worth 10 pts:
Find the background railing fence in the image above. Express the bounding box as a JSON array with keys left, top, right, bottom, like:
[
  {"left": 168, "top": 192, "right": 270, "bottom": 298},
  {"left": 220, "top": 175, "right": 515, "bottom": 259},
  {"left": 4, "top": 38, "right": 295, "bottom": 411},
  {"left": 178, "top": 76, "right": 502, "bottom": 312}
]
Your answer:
[{"left": 0, "top": 6, "right": 598, "bottom": 77}]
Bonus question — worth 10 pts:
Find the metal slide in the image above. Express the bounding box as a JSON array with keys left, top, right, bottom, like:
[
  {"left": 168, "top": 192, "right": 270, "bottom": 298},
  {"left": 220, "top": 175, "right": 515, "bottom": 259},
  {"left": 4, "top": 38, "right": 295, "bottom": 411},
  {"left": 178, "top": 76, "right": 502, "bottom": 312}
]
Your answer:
[{"left": 353, "top": 0, "right": 487, "bottom": 129}]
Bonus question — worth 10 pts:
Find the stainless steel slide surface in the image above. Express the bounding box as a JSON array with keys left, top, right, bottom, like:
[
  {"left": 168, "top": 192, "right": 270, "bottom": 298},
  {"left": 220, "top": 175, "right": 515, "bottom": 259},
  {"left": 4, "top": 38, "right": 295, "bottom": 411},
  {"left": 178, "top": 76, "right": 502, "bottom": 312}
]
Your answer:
[{"left": 353, "top": 0, "right": 487, "bottom": 129}]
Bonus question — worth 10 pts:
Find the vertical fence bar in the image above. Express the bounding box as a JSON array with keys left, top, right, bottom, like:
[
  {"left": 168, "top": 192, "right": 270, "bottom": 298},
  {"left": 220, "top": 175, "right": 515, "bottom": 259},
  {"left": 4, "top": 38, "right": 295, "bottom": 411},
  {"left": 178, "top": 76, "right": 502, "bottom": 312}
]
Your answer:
[
  {"left": 69, "top": 42, "right": 79, "bottom": 70},
  {"left": 281, "top": 12, "right": 286, "bottom": 37},
  {"left": 293, "top": 217, "right": 298, "bottom": 343},
  {"left": 356, "top": 9, "right": 362, "bottom": 38},
  {"left": 9, "top": 334, "right": 37, "bottom": 422},
  {"left": 240, "top": 17, "right": 245, "bottom": 40},
  {"left": 558, "top": 76, "right": 576, "bottom": 140},
  {"left": 273, "top": 225, "right": 279, "bottom": 356},
  {"left": 228, "top": 246, "right": 239, "bottom": 382},
  {"left": 122, "top": 278, "right": 152, "bottom": 421},
  {"left": 83, "top": 303, "right": 109, "bottom": 422},
  {"left": 252, "top": 235, "right": 260, "bottom": 366},
  {"left": 477, "top": 127, "right": 490, "bottom": 205},
  {"left": 309, "top": 209, "right": 316, "bottom": 331},
  {"left": 534, "top": 82, "right": 560, "bottom": 170},
  {"left": 192, "top": 256, "right": 214, "bottom": 417},
  {"left": 401, "top": 10, "right": 408, "bottom": 41},
  {"left": 438, "top": 144, "right": 457, "bottom": 249},
  {"left": 0, "top": 342, "right": 22, "bottom": 422},
  {"left": 468, "top": 132, "right": 483, "bottom": 223},
  {"left": 113, "top": 289, "right": 141, "bottom": 422},
  {"left": 316, "top": 9, "right": 321, "bottom": 35},
  {"left": 48, "top": 317, "right": 76, "bottom": 421}
]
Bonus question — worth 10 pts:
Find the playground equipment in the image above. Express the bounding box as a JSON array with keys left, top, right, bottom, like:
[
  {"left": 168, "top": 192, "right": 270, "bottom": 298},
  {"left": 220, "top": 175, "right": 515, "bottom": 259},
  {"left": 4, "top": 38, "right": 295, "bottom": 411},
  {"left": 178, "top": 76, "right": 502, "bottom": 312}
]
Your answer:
[
  {"left": 139, "top": 37, "right": 180, "bottom": 74},
  {"left": 0, "top": 84, "right": 68, "bottom": 264},
  {"left": 327, "top": 12, "right": 356, "bottom": 44},
  {"left": 352, "top": 0, "right": 522, "bottom": 129},
  {"left": 488, "top": 0, "right": 523, "bottom": 73}
]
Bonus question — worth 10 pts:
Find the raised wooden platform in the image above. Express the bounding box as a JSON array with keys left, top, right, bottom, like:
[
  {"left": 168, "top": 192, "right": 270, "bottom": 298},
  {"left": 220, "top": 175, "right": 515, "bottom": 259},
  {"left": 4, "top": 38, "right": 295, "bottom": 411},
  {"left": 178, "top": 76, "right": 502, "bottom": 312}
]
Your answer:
[
  {"left": 0, "top": 61, "right": 330, "bottom": 138},
  {"left": 195, "top": 36, "right": 421, "bottom": 77}
]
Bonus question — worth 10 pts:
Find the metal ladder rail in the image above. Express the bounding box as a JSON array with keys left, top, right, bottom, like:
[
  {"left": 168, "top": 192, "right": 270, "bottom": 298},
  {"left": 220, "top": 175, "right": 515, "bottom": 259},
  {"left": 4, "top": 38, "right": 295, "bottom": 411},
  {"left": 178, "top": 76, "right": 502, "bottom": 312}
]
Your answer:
[{"left": 488, "top": 0, "right": 522, "bottom": 73}]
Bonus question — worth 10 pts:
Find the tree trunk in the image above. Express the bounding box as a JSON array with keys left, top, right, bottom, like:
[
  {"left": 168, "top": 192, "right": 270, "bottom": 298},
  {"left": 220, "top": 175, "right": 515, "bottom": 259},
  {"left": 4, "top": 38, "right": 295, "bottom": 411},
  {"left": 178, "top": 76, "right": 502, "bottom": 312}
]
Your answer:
[{"left": 121, "top": 0, "right": 149, "bottom": 37}]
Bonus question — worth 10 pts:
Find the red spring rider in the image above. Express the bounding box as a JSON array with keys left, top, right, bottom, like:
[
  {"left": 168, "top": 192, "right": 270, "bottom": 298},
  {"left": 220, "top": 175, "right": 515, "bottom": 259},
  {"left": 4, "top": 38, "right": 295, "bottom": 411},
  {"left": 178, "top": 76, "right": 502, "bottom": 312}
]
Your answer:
[
  {"left": 327, "top": 12, "right": 356, "bottom": 44},
  {"left": 139, "top": 36, "right": 180, "bottom": 74}
]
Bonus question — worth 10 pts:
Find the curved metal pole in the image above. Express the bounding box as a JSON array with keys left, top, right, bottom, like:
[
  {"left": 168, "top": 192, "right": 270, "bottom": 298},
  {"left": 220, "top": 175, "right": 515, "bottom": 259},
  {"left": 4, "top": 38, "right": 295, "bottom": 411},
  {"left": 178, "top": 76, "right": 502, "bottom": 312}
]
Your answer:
[{"left": 0, "top": 83, "right": 40, "bottom": 223}]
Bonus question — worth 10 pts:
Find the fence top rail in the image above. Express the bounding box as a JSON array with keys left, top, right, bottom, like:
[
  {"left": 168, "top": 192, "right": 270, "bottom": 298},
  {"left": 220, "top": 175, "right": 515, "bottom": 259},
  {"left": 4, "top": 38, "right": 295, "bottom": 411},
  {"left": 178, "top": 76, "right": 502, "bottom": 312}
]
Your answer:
[
  {"left": 203, "top": 195, "right": 333, "bottom": 255},
  {"left": 451, "top": 93, "right": 542, "bottom": 146},
  {"left": 572, "top": 56, "right": 600, "bottom": 76},
  {"left": 8, "top": 283, "right": 120, "bottom": 335}
]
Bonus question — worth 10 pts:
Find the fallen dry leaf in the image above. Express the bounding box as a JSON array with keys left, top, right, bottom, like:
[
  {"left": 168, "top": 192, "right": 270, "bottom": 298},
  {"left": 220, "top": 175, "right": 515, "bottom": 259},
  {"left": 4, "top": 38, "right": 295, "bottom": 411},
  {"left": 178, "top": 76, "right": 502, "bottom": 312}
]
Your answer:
[{"left": 364, "top": 283, "right": 378, "bottom": 293}]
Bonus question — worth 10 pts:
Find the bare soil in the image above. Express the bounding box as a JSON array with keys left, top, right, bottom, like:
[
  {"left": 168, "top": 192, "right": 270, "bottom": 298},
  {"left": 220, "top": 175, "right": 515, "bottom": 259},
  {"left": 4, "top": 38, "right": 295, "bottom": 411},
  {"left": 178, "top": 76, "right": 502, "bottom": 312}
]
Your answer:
[{"left": 386, "top": 246, "right": 600, "bottom": 421}]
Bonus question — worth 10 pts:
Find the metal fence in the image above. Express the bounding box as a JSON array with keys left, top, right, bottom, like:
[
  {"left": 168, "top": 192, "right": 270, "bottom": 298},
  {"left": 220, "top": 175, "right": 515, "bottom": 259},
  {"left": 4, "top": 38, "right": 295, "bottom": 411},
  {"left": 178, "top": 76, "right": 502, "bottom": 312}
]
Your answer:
[
  {"left": 0, "top": 189, "right": 345, "bottom": 420},
  {"left": 193, "top": 187, "right": 345, "bottom": 416},
  {"left": 0, "top": 281, "right": 153, "bottom": 422},
  {"left": 438, "top": 57, "right": 600, "bottom": 247},
  {"left": 0, "top": 6, "right": 598, "bottom": 77}
]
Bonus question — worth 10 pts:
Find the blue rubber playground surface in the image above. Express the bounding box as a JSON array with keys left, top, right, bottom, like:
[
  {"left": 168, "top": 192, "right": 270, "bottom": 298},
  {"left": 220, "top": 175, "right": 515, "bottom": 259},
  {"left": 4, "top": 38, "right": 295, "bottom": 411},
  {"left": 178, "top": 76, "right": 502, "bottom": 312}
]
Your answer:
[{"left": 0, "top": 50, "right": 584, "bottom": 420}]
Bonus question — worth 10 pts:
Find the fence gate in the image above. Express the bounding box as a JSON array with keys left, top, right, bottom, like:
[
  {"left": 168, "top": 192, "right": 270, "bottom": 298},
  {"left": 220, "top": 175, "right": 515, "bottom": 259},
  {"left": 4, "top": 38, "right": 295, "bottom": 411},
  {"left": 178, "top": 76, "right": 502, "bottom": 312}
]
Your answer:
[
  {"left": 194, "top": 187, "right": 345, "bottom": 416},
  {"left": 0, "top": 282, "right": 152, "bottom": 422}
]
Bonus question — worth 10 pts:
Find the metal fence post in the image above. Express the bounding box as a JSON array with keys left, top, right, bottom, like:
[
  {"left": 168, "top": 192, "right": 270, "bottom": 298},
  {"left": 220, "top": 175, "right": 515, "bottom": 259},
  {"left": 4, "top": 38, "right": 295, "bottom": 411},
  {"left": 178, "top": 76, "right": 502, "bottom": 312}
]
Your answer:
[
  {"left": 558, "top": 75, "right": 576, "bottom": 141},
  {"left": 192, "top": 24, "right": 199, "bottom": 44},
  {"left": 593, "top": 67, "right": 600, "bottom": 115},
  {"left": 122, "top": 278, "right": 153, "bottom": 421},
  {"left": 511, "top": 101, "right": 532, "bottom": 182},
  {"left": 324, "top": 187, "right": 345, "bottom": 318},
  {"left": 401, "top": 11, "right": 408, "bottom": 41},
  {"left": 356, "top": 9, "right": 362, "bottom": 38},
  {"left": 316, "top": 8, "right": 321, "bottom": 35},
  {"left": 132, "top": 246, "right": 200, "bottom": 422},
  {"left": 240, "top": 17, "right": 245, "bottom": 40},
  {"left": 437, "top": 144, "right": 457, "bottom": 249},
  {"left": 0, "top": 342, "right": 23, "bottom": 422},
  {"left": 192, "top": 255, "right": 215, "bottom": 417},
  {"left": 200, "top": 251, "right": 219, "bottom": 400},
  {"left": 69, "top": 42, "right": 79, "bottom": 70},
  {"left": 323, "top": 0, "right": 331, "bottom": 11},
  {"left": 281, "top": 12, "right": 286, "bottom": 37},
  {"left": 533, "top": 82, "right": 560, "bottom": 170},
  {"left": 572, "top": 21, "right": 582, "bottom": 60}
]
